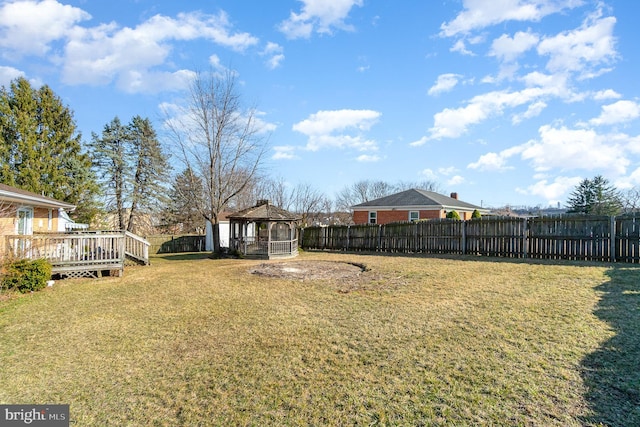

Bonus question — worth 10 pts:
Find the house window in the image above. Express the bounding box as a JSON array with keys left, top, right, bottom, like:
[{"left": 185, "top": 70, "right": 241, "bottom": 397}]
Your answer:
[
  {"left": 368, "top": 211, "right": 377, "bottom": 224},
  {"left": 409, "top": 211, "right": 419, "bottom": 222}
]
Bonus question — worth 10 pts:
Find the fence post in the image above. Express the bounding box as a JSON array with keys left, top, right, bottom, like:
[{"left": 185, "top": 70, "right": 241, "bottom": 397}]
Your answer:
[
  {"left": 461, "top": 220, "right": 466, "bottom": 255},
  {"left": 610, "top": 216, "right": 616, "bottom": 263},
  {"left": 523, "top": 217, "right": 529, "bottom": 259},
  {"left": 378, "top": 224, "right": 382, "bottom": 252},
  {"left": 346, "top": 225, "right": 350, "bottom": 251}
]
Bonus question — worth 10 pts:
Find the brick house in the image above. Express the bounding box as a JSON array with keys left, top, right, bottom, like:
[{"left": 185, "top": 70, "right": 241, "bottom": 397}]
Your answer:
[
  {"left": 351, "top": 188, "right": 487, "bottom": 225},
  {"left": 0, "top": 183, "right": 78, "bottom": 238}
]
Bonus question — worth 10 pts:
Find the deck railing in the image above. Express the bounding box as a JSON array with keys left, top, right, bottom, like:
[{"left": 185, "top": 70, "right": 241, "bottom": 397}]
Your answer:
[
  {"left": 4, "top": 231, "right": 150, "bottom": 277},
  {"left": 125, "top": 231, "right": 150, "bottom": 264}
]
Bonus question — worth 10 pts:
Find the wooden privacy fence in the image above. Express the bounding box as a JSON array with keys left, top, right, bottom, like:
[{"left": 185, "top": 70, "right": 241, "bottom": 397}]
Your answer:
[
  {"left": 300, "top": 214, "right": 640, "bottom": 264},
  {"left": 145, "top": 234, "right": 206, "bottom": 254}
]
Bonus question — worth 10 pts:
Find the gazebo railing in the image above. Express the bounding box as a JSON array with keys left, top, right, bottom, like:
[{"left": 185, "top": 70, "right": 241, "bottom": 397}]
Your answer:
[
  {"left": 230, "top": 237, "right": 298, "bottom": 258},
  {"left": 270, "top": 239, "right": 298, "bottom": 257}
]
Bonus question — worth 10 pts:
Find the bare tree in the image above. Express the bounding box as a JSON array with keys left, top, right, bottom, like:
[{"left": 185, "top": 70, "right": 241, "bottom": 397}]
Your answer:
[
  {"left": 335, "top": 179, "right": 442, "bottom": 212},
  {"left": 165, "top": 71, "right": 268, "bottom": 253},
  {"left": 621, "top": 186, "right": 640, "bottom": 213},
  {"left": 291, "top": 183, "right": 328, "bottom": 227},
  {"left": 395, "top": 180, "right": 442, "bottom": 193}
]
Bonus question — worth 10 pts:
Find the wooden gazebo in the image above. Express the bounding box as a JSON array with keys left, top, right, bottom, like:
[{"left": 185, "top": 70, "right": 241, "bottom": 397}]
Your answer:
[{"left": 228, "top": 199, "right": 302, "bottom": 259}]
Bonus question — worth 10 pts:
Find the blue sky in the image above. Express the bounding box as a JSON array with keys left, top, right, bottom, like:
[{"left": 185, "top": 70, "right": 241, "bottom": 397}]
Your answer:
[{"left": 1, "top": 0, "right": 639, "bottom": 209}]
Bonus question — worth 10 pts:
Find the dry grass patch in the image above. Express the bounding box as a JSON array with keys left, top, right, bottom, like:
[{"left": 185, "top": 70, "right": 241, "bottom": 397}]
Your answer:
[{"left": 0, "top": 251, "right": 636, "bottom": 425}]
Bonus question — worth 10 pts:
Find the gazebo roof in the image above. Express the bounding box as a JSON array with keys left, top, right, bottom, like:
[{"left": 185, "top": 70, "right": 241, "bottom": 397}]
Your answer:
[{"left": 228, "top": 200, "right": 302, "bottom": 222}]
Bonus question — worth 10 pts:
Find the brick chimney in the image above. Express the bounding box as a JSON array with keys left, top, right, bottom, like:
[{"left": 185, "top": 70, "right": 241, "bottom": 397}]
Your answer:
[
  {"left": 257, "top": 199, "right": 270, "bottom": 206},
  {"left": 450, "top": 192, "right": 458, "bottom": 200}
]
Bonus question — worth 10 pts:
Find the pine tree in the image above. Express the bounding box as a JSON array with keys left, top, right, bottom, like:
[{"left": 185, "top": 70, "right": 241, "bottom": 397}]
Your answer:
[
  {"left": 0, "top": 77, "right": 99, "bottom": 223},
  {"left": 90, "top": 117, "right": 130, "bottom": 229},
  {"left": 90, "top": 116, "right": 170, "bottom": 233},
  {"left": 566, "top": 175, "right": 622, "bottom": 216},
  {"left": 126, "top": 116, "right": 170, "bottom": 232},
  {"left": 162, "top": 167, "right": 205, "bottom": 233}
]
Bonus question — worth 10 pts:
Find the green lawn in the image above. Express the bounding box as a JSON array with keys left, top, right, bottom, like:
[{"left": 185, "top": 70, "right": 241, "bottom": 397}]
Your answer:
[{"left": 1, "top": 251, "right": 638, "bottom": 426}]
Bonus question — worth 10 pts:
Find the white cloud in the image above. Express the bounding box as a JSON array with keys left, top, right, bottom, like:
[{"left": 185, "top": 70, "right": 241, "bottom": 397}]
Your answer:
[
  {"left": 356, "top": 154, "right": 380, "bottom": 162},
  {"left": 272, "top": 145, "right": 298, "bottom": 160},
  {"left": 450, "top": 39, "right": 474, "bottom": 55},
  {"left": 537, "top": 11, "right": 617, "bottom": 78},
  {"left": 420, "top": 168, "right": 438, "bottom": 180},
  {"left": 61, "top": 11, "right": 258, "bottom": 91},
  {"left": 0, "top": 2, "right": 259, "bottom": 93},
  {"left": 468, "top": 145, "right": 523, "bottom": 171},
  {"left": 118, "top": 69, "right": 195, "bottom": 94},
  {"left": 263, "top": 42, "right": 285, "bottom": 69},
  {"left": 293, "top": 109, "right": 380, "bottom": 135},
  {"left": 427, "top": 87, "right": 547, "bottom": 140},
  {"left": 0, "top": 65, "right": 25, "bottom": 86},
  {"left": 209, "top": 54, "right": 226, "bottom": 71},
  {"left": 0, "top": 0, "right": 90, "bottom": 57},
  {"left": 410, "top": 136, "right": 429, "bottom": 147},
  {"left": 292, "top": 109, "right": 381, "bottom": 152},
  {"left": 520, "top": 125, "right": 629, "bottom": 174},
  {"left": 428, "top": 73, "right": 461, "bottom": 96},
  {"left": 512, "top": 100, "right": 547, "bottom": 124},
  {"left": 278, "top": 0, "right": 363, "bottom": 39},
  {"left": 489, "top": 31, "right": 539, "bottom": 62},
  {"left": 592, "top": 89, "right": 621, "bottom": 100},
  {"left": 252, "top": 110, "right": 278, "bottom": 134},
  {"left": 448, "top": 175, "right": 465, "bottom": 186},
  {"left": 440, "top": 0, "right": 582, "bottom": 37},
  {"left": 589, "top": 100, "right": 640, "bottom": 126},
  {"left": 517, "top": 175, "right": 583, "bottom": 204},
  {"left": 304, "top": 134, "right": 377, "bottom": 152}
]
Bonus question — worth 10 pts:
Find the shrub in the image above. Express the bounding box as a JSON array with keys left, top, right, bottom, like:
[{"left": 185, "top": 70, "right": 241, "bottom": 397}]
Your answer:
[
  {"left": 472, "top": 209, "right": 482, "bottom": 219},
  {"left": 446, "top": 210, "right": 461, "bottom": 220},
  {"left": 1, "top": 259, "right": 52, "bottom": 293}
]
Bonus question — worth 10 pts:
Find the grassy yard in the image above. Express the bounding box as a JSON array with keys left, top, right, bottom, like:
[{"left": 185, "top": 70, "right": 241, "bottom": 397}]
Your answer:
[{"left": 1, "top": 251, "right": 638, "bottom": 426}]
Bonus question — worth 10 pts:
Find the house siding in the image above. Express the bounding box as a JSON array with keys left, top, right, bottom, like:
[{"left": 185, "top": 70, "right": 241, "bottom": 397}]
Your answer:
[{"left": 353, "top": 209, "right": 475, "bottom": 225}]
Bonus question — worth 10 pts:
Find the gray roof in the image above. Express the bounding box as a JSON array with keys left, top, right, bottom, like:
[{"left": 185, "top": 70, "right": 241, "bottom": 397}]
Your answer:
[
  {"left": 351, "top": 189, "right": 483, "bottom": 211},
  {"left": 228, "top": 200, "right": 301, "bottom": 221}
]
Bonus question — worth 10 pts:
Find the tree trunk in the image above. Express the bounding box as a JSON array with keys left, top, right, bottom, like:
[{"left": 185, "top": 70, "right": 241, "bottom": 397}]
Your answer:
[{"left": 210, "top": 219, "right": 221, "bottom": 254}]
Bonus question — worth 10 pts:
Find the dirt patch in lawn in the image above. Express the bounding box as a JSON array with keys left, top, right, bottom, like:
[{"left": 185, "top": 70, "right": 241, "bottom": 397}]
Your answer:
[{"left": 249, "top": 260, "right": 399, "bottom": 292}]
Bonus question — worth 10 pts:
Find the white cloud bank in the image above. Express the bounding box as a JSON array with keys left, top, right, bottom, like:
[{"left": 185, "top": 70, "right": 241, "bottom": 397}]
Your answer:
[{"left": 0, "top": 0, "right": 270, "bottom": 93}]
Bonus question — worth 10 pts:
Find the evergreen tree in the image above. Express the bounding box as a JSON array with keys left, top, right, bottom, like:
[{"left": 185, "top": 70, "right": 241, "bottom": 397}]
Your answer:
[
  {"left": 566, "top": 175, "right": 622, "bottom": 216},
  {"left": 0, "top": 77, "right": 99, "bottom": 223},
  {"left": 90, "top": 117, "right": 130, "bottom": 229},
  {"left": 90, "top": 116, "right": 170, "bottom": 233},
  {"left": 162, "top": 167, "right": 205, "bottom": 233},
  {"left": 127, "top": 116, "right": 170, "bottom": 232}
]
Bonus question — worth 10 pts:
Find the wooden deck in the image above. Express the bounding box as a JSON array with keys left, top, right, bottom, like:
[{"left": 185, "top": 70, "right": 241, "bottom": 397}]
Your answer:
[{"left": 5, "top": 231, "right": 150, "bottom": 278}]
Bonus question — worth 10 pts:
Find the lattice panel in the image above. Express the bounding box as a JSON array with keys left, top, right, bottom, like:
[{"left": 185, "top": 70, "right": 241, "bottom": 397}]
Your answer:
[{"left": 62, "top": 270, "right": 98, "bottom": 279}]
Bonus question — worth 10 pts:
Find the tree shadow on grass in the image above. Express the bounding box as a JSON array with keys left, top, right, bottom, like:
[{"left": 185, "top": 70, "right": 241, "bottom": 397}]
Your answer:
[{"left": 581, "top": 266, "right": 640, "bottom": 426}]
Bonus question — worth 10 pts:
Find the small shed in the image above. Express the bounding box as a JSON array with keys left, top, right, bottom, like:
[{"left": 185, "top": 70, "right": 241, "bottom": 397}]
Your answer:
[{"left": 228, "top": 199, "right": 301, "bottom": 259}]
